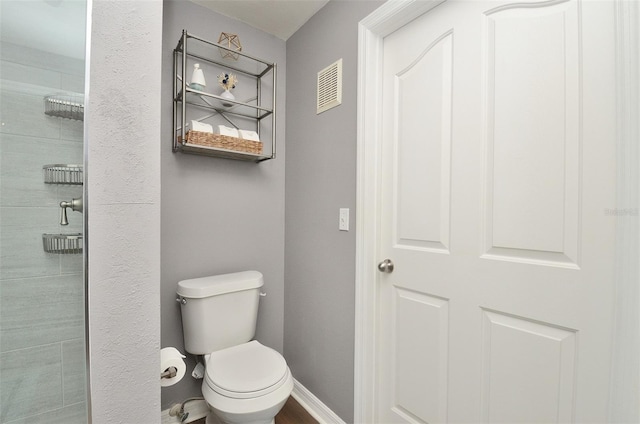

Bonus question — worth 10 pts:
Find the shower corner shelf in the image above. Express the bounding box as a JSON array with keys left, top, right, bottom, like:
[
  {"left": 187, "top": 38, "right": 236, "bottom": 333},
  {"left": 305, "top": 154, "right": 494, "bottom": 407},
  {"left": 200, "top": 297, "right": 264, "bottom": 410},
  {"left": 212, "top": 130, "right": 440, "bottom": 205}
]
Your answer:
[
  {"left": 43, "top": 164, "right": 83, "bottom": 185},
  {"left": 43, "top": 233, "right": 83, "bottom": 254},
  {"left": 44, "top": 94, "right": 84, "bottom": 121}
]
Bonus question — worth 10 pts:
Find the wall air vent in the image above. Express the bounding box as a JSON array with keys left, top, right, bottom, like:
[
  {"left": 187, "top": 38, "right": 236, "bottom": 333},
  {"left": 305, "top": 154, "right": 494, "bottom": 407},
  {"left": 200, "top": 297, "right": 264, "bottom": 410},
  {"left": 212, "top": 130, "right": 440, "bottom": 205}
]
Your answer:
[{"left": 317, "top": 58, "right": 343, "bottom": 114}]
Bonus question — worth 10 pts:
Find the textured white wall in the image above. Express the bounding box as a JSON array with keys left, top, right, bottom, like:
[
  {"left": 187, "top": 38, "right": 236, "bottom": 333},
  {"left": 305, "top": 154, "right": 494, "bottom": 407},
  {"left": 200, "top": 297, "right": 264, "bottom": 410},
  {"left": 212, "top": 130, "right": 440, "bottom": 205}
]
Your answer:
[{"left": 87, "top": 1, "right": 163, "bottom": 422}]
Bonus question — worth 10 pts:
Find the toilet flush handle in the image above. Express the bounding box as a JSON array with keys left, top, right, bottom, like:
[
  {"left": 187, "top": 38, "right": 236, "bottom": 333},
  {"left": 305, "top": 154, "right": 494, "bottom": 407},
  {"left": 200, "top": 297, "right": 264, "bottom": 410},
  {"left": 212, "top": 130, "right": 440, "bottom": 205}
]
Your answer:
[
  {"left": 176, "top": 297, "right": 187, "bottom": 305},
  {"left": 260, "top": 292, "right": 267, "bottom": 297}
]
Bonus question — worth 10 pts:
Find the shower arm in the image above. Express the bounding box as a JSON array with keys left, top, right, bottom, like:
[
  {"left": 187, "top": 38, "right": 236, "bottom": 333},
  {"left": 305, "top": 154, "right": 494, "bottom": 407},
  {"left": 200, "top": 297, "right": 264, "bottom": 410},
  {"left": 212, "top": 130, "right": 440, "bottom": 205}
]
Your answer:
[{"left": 60, "top": 197, "right": 83, "bottom": 226}]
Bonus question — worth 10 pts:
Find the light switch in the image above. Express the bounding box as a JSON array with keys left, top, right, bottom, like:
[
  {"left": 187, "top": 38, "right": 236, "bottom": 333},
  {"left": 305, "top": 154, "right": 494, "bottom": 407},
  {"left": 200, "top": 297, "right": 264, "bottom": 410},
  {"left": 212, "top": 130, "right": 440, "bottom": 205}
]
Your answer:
[{"left": 339, "top": 208, "right": 349, "bottom": 231}]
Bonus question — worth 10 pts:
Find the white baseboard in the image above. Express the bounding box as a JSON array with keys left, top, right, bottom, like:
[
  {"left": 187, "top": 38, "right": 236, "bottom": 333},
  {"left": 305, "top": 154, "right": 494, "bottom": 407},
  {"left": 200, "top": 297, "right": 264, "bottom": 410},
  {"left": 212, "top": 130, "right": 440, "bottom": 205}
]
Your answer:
[
  {"left": 292, "top": 378, "right": 346, "bottom": 424},
  {"left": 161, "top": 399, "right": 209, "bottom": 424},
  {"left": 161, "top": 380, "right": 344, "bottom": 424}
]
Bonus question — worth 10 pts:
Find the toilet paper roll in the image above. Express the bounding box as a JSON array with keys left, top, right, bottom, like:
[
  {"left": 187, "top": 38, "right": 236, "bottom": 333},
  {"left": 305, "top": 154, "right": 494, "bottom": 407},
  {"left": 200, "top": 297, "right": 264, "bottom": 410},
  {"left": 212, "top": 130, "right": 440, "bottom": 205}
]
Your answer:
[
  {"left": 238, "top": 129, "right": 260, "bottom": 142},
  {"left": 160, "top": 347, "right": 186, "bottom": 387},
  {"left": 216, "top": 125, "right": 239, "bottom": 138},
  {"left": 191, "top": 120, "right": 214, "bottom": 133}
]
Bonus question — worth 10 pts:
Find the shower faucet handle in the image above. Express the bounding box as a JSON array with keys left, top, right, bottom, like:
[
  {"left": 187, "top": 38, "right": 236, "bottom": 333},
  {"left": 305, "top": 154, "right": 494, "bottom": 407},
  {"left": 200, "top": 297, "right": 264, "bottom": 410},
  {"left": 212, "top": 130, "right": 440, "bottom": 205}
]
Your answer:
[{"left": 59, "top": 196, "right": 83, "bottom": 226}]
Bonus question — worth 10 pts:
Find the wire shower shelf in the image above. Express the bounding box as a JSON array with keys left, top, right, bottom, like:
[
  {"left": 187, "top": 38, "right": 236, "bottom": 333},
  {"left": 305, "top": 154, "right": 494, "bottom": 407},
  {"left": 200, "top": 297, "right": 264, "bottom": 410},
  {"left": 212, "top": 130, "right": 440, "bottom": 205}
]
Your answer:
[
  {"left": 44, "top": 94, "right": 84, "bottom": 121},
  {"left": 42, "top": 233, "right": 83, "bottom": 254},
  {"left": 43, "top": 164, "right": 83, "bottom": 185}
]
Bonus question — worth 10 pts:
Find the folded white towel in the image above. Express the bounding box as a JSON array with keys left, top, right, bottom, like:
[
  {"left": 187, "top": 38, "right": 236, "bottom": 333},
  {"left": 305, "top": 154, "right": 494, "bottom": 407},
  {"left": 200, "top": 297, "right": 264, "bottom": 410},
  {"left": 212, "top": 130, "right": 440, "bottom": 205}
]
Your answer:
[
  {"left": 217, "top": 125, "right": 239, "bottom": 138},
  {"left": 238, "top": 129, "right": 260, "bottom": 142},
  {"left": 191, "top": 121, "right": 213, "bottom": 133}
]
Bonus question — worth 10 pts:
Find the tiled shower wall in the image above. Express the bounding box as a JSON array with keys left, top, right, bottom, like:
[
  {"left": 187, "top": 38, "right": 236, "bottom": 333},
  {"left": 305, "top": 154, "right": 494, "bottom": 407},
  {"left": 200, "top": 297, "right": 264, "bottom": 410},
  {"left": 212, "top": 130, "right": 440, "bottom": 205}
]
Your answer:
[{"left": 0, "top": 42, "right": 87, "bottom": 423}]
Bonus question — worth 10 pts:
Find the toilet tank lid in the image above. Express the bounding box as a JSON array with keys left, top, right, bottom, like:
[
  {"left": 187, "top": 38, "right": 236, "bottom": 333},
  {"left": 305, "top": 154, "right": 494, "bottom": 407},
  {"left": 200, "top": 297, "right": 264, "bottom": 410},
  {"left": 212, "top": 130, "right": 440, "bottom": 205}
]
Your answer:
[{"left": 177, "top": 271, "right": 264, "bottom": 298}]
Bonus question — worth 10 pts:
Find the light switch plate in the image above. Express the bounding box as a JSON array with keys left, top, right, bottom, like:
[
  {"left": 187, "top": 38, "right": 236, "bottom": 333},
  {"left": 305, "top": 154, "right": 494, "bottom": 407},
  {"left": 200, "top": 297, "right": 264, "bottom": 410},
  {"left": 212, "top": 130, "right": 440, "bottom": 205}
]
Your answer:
[{"left": 339, "top": 208, "right": 349, "bottom": 231}]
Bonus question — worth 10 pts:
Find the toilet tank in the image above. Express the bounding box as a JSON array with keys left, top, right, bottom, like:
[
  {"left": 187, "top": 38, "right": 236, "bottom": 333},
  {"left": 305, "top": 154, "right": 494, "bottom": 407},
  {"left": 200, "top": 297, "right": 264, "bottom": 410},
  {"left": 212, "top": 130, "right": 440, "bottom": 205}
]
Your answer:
[{"left": 177, "top": 271, "right": 263, "bottom": 355}]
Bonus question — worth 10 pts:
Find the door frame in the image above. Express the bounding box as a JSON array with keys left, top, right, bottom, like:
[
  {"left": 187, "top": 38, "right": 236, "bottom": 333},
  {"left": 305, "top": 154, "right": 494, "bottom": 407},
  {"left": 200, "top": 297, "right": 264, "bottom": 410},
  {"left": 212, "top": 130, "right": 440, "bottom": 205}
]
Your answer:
[
  {"left": 353, "top": 0, "right": 639, "bottom": 422},
  {"left": 354, "top": 2, "right": 445, "bottom": 422}
]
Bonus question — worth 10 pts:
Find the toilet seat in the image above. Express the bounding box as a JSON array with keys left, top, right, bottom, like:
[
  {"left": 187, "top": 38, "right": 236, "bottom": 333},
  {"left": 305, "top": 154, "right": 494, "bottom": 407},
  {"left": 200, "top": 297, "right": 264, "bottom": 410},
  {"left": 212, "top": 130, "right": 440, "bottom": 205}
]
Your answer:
[{"left": 204, "top": 341, "right": 288, "bottom": 399}]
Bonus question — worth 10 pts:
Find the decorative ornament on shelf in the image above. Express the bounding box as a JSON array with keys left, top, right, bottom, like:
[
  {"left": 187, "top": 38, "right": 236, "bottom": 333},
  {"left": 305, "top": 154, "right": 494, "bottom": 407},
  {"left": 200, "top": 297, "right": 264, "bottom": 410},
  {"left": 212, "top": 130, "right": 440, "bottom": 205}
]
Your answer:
[
  {"left": 218, "top": 32, "right": 242, "bottom": 60},
  {"left": 190, "top": 63, "right": 206, "bottom": 91},
  {"left": 217, "top": 72, "right": 238, "bottom": 106}
]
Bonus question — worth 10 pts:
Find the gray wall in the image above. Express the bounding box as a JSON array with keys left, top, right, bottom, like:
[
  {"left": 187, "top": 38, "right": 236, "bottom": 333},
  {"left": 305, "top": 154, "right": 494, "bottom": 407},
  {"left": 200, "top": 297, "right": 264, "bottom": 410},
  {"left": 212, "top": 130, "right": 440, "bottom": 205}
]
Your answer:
[
  {"left": 161, "top": 0, "right": 286, "bottom": 408},
  {"left": 284, "top": 1, "right": 383, "bottom": 422},
  {"left": 87, "top": 0, "right": 163, "bottom": 422},
  {"left": 0, "top": 42, "right": 86, "bottom": 424}
]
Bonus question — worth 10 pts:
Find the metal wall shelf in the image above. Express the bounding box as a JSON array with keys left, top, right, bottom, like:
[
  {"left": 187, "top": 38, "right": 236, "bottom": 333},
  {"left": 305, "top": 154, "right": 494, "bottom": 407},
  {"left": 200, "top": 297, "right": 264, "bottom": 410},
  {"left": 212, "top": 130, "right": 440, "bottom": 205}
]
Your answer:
[
  {"left": 179, "top": 143, "right": 272, "bottom": 161},
  {"left": 173, "top": 30, "right": 277, "bottom": 162},
  {"left": 183, "top": 89, "right": 273, "bottom": 120}
]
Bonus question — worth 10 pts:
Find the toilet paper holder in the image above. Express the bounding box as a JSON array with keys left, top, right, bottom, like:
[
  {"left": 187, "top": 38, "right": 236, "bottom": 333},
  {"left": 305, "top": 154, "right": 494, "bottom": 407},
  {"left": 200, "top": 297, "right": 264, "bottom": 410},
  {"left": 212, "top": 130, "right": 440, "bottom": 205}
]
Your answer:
[
  {"left": 160, "top": 347, "right": 186, "bottom": 387},
  {"left": 161, "top": 366, "right": 178, "bottom": 379}
]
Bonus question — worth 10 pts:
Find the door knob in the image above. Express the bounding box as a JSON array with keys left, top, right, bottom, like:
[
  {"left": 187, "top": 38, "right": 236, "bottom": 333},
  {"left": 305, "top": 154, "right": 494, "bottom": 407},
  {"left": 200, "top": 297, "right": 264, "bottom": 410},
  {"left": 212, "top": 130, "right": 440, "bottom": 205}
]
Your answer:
[{"left": 377, "top": 259, "right": 394, "bottom": 273}]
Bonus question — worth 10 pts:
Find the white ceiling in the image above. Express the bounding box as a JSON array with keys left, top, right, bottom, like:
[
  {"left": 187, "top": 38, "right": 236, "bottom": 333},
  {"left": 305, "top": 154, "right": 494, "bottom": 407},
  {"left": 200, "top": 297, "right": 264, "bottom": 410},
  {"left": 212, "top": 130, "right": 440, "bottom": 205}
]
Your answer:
[
  {"left": 190, "top": 0, "right": 330, "bottom": 40},
  {"left": 0, "top": 0, "right": 329, "bottom": 62}
]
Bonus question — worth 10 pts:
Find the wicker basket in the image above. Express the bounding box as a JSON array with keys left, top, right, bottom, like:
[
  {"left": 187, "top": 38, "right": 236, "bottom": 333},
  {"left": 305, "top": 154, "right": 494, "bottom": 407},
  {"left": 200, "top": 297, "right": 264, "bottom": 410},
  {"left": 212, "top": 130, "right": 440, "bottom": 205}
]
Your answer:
[{"left": 182, "top": 131, "right": 262, "bottom": 155}]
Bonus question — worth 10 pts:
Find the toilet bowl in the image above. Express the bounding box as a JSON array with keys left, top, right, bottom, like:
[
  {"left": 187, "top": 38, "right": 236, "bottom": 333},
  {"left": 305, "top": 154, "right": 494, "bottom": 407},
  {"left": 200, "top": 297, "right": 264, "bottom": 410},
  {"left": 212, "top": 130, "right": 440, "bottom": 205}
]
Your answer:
[
  {"left": 177, "top": 271, "right": 293, "bottom": 424},
  {"left": 202, "top": 341, "right": 293, "bottom": 424}
]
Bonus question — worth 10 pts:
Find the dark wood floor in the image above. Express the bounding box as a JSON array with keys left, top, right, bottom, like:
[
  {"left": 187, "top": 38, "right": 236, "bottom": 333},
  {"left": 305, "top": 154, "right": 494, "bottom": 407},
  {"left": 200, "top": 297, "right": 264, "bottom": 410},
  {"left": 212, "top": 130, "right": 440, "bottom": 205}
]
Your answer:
[
  {"left": 191, "top": 396, "right": 318, "bottom": 424},
  {"left": 275, "top": 396, "right": 319, "bottom": 424}
]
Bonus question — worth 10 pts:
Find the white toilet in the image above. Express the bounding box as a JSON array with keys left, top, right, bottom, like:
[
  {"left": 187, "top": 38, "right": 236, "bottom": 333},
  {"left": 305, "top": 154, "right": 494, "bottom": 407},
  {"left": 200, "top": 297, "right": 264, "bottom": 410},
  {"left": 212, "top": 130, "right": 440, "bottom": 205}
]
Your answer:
[{"left": 177, "top": 271, "right": 293, "bottom": 424}]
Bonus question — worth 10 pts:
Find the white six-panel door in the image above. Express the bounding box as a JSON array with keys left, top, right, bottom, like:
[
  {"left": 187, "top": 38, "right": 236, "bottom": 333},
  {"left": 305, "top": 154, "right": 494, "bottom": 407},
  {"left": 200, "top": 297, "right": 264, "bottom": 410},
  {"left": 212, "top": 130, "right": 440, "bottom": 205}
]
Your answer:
[{"left": 375, "top": 0, "right": 617, "bottom": 422}]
